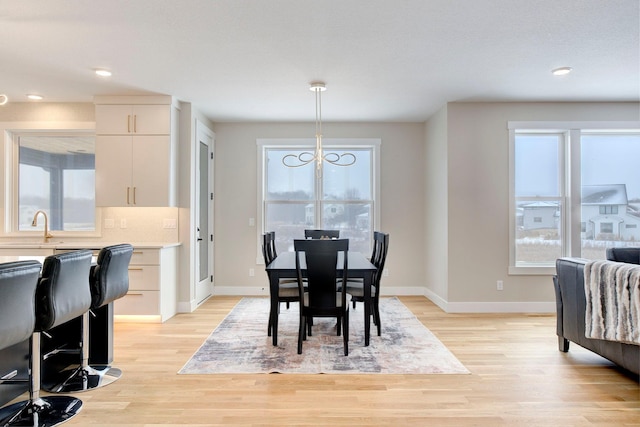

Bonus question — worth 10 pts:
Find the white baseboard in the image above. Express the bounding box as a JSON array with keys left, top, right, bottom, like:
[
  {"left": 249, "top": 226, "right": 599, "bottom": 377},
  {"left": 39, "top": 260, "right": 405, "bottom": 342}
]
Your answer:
[
  {"left": 443, "top": 301, "right": 555, "bottom": 313},
  {"left": 210, "top": 285, "right": 556, "bottom": 313},
  {"left": 423, "top": 287, "right": 555, "bottom": 313}
]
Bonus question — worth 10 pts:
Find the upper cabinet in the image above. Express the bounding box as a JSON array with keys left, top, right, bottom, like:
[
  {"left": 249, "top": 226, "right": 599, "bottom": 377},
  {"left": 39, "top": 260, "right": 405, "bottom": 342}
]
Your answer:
[
  {"left": 95, "top": 104, "right": 171, "bottom": 135},
  {"left": 94, "top": 96, "right": 179, "bottom": 207}
]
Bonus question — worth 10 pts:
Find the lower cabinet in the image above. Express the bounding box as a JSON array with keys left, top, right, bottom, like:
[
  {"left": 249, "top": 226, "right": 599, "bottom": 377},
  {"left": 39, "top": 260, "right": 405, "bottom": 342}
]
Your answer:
[{"left": 114, "top": 245, "right": 178, "bottom": 322}]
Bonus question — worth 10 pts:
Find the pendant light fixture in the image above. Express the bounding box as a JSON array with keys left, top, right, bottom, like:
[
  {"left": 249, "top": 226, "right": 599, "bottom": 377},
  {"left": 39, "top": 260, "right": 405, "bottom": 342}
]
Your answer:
[{"left": 282, "top": 82, "right": 356, "bottom": 176}]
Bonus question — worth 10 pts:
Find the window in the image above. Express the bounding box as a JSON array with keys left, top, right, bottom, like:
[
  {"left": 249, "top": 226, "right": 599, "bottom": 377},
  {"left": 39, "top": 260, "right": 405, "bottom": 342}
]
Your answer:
[
  {"left": 258, "top": 138, "right": 380, "bottom": 256},
  {"left": 13, "top": 132, "right": 96, "bottom": 233},
  {"left": 512, "top": 133, "right": 564, "bottom": 270},
  {"left": 599, "top": 205, "right": 618, "bottom": 214},
  {"left": 600, "top": 222, "right": 613, "bottom": 234},
  {"left": 509, "top": 122, "right": 640, "bottom": 274}
]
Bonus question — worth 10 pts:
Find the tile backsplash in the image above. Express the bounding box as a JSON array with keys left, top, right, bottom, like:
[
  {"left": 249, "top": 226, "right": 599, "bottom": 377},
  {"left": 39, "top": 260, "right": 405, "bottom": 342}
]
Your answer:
[{"left": 100, "top": 207, "right": 179, "bottom": 243}]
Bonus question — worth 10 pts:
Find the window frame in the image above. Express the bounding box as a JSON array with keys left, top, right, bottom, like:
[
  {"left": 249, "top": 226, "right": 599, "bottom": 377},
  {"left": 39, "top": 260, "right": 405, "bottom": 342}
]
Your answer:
[
  {"left": 508, "top": 121, "right": 640, "bottom": 275},
  {"left": 3, "top": 125, "right": 100, "bottom": 238},
  {"left": 256, "top": 138, "right": 381, "bottom": 263}
]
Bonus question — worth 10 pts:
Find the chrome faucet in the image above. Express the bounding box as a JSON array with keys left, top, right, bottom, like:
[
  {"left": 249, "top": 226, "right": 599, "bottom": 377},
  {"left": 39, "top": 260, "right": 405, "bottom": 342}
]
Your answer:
[{"left": 31, "top": 210, "right": 53, "bottom": 242}]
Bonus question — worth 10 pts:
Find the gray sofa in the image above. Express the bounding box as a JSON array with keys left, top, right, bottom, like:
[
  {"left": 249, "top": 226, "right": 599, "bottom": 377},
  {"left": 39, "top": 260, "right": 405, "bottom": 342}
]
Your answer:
[{"left": 553, "top": 250, "right": 639, "bottom": 376}]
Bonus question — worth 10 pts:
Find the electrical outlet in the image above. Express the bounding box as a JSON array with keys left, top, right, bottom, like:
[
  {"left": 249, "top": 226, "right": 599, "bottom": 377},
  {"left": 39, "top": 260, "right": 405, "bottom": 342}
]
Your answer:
[
  {"left": 120, "top": 218, "right": 127, "bottom": 228},
  {"left": 249, "top": 268, "right": 255, "bottom": 277},
  {"left": 163, "top": 218, "right": 177, "bottom": 229},
  {"left": 497, "top": 280, "right": 504, "bottom": 291},
  {"left": 383, "top": 268, "right": 389, "bottom": 277},
  {"left": 104, "top": 218, "right": 115, "bottom": 229}
]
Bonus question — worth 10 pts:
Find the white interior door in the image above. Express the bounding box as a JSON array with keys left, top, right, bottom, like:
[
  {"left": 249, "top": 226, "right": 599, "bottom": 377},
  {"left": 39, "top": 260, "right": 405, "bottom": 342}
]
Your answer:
[{"left": 195, "top": 122, "right": 214, "bottom": 304}]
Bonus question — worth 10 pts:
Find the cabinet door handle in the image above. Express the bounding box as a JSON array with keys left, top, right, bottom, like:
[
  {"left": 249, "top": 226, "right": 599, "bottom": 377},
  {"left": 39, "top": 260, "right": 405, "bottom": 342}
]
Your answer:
[
  {"left": 127, "top": 187, "right": 130, "bottom": 204},
  {"left": 128, "top": 267, "right": 144, "bottom": 271},
  {"left": 126, "top": 292, "right": 144, "bottom": 296},
  {"left": 133, "top": 187, "right": 136, "bottom": 204},
  {"left": 133, "top": 115, "right": 137, "bottom": 133},
  {"left": 127, "top": 114, "right": 131, "bottom": 133}
]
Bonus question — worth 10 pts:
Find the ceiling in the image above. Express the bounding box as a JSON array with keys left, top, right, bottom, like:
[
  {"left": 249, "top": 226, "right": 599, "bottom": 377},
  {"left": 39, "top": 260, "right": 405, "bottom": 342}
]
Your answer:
[{"left": 0, "top": 0, "right": 638, "bottom": 122}]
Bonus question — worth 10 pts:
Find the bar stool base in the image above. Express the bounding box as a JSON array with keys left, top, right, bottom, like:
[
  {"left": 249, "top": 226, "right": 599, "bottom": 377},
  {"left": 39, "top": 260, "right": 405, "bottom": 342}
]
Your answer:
[
  {"left": 46, "top": 366, "right": 122, "bottom": 393},
  {"left": 0, "top": 396, "right": 82, "bottom": 427}
]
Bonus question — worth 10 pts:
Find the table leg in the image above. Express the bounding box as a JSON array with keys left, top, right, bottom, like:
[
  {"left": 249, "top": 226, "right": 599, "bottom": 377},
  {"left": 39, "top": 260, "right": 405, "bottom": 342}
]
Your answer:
[
  {"left": 270, "top": 275, "right": 279, "bottom": 346},
  {"left": 364, "top": 271, "right": 372, "bottom": 346}
]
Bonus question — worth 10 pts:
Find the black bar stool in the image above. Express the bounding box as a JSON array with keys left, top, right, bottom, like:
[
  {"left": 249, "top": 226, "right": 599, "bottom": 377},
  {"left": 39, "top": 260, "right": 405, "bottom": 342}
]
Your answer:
[
  {"left": 47, "top": 244, "right": 133, "bottom": 393},
  {"left": 0, "top": 250, "right": 92, "bottom": 426},
  {"left": 0, "top": 261, "right": 41, "bottom": 425}
]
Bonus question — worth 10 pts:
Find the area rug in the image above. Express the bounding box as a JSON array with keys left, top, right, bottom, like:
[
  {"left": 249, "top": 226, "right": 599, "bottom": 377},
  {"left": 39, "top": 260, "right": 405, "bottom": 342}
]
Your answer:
[{"left": 179, "top": 297, "right": 469, "bottom": 374}]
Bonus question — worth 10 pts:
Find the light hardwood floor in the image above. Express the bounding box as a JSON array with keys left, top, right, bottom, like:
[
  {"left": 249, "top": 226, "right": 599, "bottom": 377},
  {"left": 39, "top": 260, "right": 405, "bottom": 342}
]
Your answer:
[{"left": 26, "top": 296, "right": 640, "bottom": 426}]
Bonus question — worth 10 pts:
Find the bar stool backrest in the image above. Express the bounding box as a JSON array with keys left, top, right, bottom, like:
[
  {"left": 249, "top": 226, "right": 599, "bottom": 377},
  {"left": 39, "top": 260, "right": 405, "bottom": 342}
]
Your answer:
[{"left": 0, "top": 261, "right": 41, "bottom": 350}]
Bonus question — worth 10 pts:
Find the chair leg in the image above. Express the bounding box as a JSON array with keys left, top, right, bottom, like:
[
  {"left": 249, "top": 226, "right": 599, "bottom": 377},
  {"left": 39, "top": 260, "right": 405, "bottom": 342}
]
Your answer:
[
  {"left": 343, "top": 311, "right": 349, "bottom": 356},
  {"left": 0, "top": 332, "right": 82, "bottom": 426},
  {"left": 336, "top": 315, "right": 342, "bottom": 336},
  {"left": 297, "top": 315, "right": 305, "bottom": 354},
  {"left": 374, "top": 301, "right": 381, "bottom": 336}
]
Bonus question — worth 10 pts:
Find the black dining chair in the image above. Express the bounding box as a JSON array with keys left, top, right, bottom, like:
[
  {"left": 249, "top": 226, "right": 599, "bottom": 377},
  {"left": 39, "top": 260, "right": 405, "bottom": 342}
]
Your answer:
[
  {"left": 263, "top": 232, "right": 300, "bottom": 338},
  {"left": 343, "top": 231, "right": 389, "bottom": 336},
  {"left": 294, "top": 238, "right": 350, "bottom": 356},
  {"left": 304, "top": 229, "right": 340, "bottom": 239}
]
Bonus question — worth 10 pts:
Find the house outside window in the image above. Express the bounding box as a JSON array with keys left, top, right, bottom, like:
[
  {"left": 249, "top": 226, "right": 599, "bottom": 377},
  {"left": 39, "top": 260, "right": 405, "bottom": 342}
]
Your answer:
[
  {"left": 12, "top": 132, "right": 97, "bottom": 234},
  {"left": 509, "top": 123, "right": 640, "bottom": 274},
  {"left": 258, "top": 138, "right": 380, "bottom": 257}
]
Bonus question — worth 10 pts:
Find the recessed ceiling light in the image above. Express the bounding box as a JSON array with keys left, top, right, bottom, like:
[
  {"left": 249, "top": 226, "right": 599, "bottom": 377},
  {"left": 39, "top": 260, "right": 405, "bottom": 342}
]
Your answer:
[
  {"left": 0, "top": 94, "right": 7, "bottom": 105},
  {"left": 95, "top": 69, "right": 112, "bottom": 77},
  {"left": 552, "top": 67, "right": 572, "bottom": 76},
  {"left": 27, "top": 94, "right": 43, "bottom": 100}
]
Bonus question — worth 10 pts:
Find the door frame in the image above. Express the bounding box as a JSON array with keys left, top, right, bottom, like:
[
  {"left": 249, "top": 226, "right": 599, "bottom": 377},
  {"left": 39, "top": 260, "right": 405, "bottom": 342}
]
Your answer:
[{"left": 195, "top": 120, "right": 214, "bottom": 304}]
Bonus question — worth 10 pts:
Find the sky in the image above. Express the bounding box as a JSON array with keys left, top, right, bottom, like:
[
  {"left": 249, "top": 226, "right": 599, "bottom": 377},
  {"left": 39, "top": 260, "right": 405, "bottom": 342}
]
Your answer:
[{"left": 515, "top": 134, "right": 640, "bottom": 200}]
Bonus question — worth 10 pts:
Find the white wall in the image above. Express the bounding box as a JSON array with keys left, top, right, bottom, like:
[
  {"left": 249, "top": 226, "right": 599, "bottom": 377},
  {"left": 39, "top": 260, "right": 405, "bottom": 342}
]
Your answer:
[
  {"left": 423, "top": 106, "right": 449, "bottom": 306},
  {"left": 4, "top": 100, "right": 638, "bottom": 312},
  {"left": 439, "top": 101, "right": 640, "bottom": 312},
  {"left": 211, "top": 121, "right": 426, "bottom": 295}
]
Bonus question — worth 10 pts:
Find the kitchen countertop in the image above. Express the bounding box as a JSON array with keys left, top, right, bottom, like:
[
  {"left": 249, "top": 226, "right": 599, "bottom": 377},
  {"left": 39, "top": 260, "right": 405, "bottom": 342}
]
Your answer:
[{"left": 0, "top": 241, "right": 181, "bottom": 250}]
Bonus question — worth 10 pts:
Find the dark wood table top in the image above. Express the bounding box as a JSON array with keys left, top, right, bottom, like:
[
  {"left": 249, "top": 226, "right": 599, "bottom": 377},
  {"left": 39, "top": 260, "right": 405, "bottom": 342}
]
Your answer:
[{"left": 266, "top": 251, "right": 376, "bottom": 273}]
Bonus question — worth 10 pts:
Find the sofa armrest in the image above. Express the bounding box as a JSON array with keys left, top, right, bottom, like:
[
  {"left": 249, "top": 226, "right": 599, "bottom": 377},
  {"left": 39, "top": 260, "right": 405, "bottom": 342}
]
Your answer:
[{"left": 606, "top": 247, "right": 640, "bottom": 264}]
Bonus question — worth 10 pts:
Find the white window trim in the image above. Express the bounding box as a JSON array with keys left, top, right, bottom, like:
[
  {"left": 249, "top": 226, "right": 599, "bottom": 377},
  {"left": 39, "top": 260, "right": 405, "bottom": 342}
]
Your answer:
[
  {"left": 508, "top": 121, "right": 640, "bottom": 275},
  {"left": 256, "top": 138, "right": 381, "bottom": 264},
  {"left": 1, "top": 123, "right": 101, "bottom": 238}
]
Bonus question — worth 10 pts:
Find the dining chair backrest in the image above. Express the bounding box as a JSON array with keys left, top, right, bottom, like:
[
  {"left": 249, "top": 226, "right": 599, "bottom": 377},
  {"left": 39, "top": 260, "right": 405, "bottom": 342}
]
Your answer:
[
  {"left": 268, "top": 231, "right": 277, "bottom": 258},
  {"left": 294, "top": 238, "right": 349, "bottom": 311},
  {"left": 304, "top": 229, "right": 340, "bottom": 239},
  {"left": 262, "top": 231, "right": 278, "bottom": 266},
  {"left": 372, "top": 231, "right": 389, "bottom": 282}
]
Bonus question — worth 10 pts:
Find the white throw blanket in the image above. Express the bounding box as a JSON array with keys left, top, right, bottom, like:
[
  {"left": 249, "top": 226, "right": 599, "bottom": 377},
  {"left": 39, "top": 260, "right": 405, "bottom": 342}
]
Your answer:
[{"left": 584, "top": 260, "right": 640, "bottom": 345}]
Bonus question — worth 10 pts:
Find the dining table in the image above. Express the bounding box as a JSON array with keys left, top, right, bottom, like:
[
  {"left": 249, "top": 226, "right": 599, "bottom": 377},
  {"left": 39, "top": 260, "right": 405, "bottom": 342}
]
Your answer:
[{"left": 265, "top": 250, "right": 377, "bottom": 347}]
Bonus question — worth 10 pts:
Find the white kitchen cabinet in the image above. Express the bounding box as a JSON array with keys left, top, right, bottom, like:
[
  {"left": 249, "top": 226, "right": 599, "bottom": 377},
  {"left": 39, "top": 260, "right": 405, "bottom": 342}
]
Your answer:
[
  {"left": 114, "top": 246, "right": 178, "bottom": 322},
  {"left": 95, "top": 135, "right": 172, "bottom": 206},
  {"left": 94, "top": 96, "right": 178, "bottom": 207},
  {"left": 95, "top": 104, "right": 170, "bottom": 135}
]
